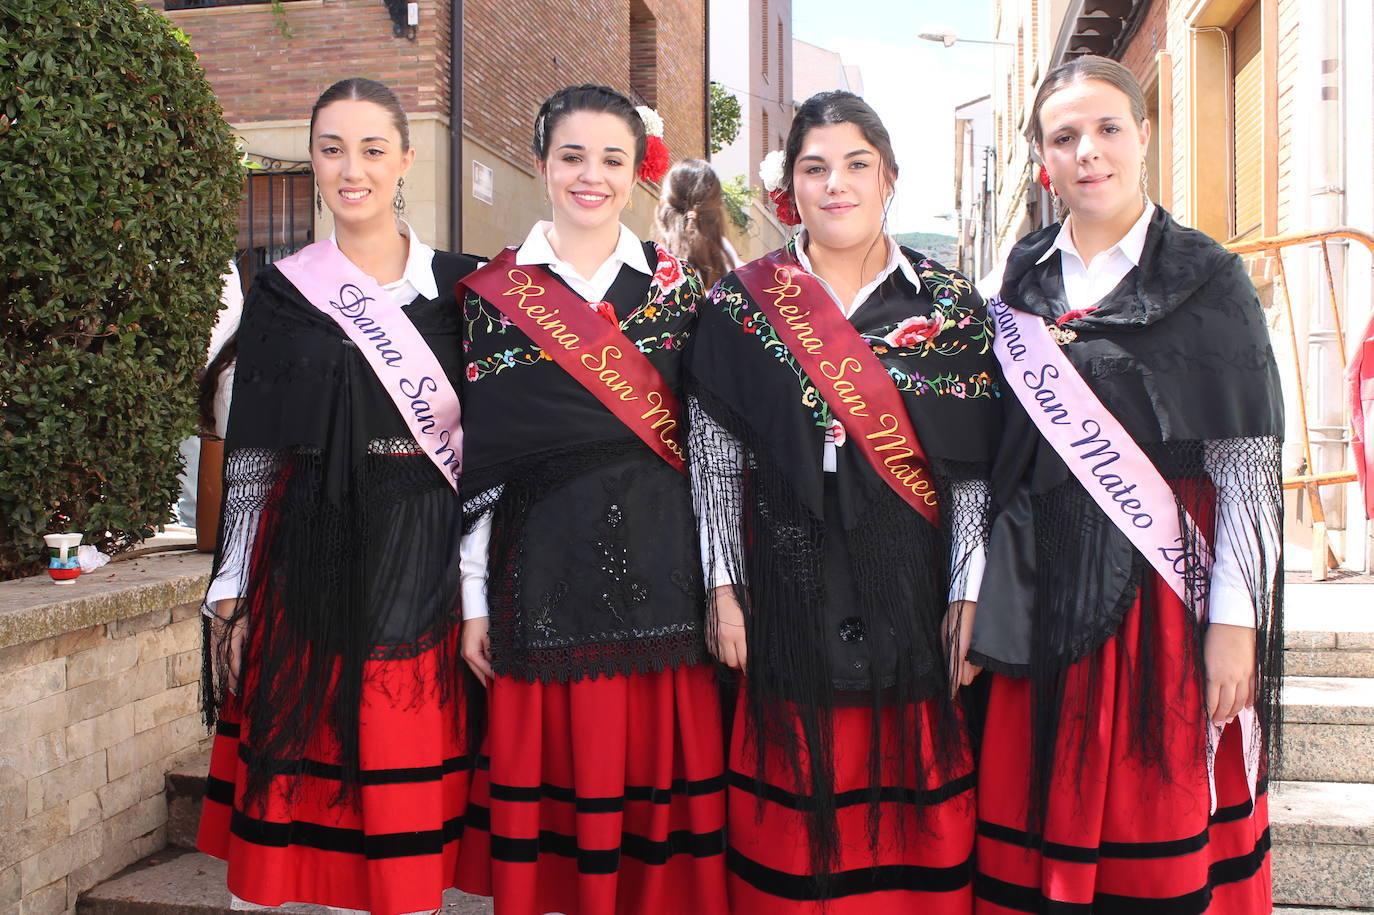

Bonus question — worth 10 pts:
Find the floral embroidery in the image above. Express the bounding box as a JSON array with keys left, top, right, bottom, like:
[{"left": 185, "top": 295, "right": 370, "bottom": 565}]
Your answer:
[
  {"left": 463, "top": 245, "right": 702, "bottom": 383},
  {"left": 828, "top": 418, "right": 847, "bottom": 446},
  {"left": 884, "top": 314, "right": 944, "bottom": 347}
]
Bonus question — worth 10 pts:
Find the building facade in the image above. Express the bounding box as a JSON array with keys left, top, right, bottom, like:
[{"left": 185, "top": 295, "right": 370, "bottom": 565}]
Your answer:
[
  {"left": 153, "top": 0, "right": 708, "bottom": 265},
  {"left": 791, "top": 37, "right": 862, "bottom": 102}
]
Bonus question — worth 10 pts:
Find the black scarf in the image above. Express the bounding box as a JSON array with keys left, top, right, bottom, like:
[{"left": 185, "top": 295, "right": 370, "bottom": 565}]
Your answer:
[
  {"left": 970, "top": 206, "right": 1285, "bottom": 804},
  {"left": 204, "top": 251, "right": 481, "bottom": 804},
  {"left": 460, "top": 241, "right": 708, "bottom": 683},
  {"left": 686, "top": 238, "right": 1002, "bottom": 869}
]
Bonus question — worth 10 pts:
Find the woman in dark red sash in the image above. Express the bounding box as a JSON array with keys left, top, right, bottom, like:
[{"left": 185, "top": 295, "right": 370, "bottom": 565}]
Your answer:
[
  {"left": 197, "top": 79, "right": 482, "bottom": 915},
  {"left": 686, "top": 90, "right": 1002, "bottom": 913},
  {"left": 451, "top": 84, "right": 728, "bottom": 915},
  {"left": 967, "top": 56, "right": 1281, "bottom": 914}
]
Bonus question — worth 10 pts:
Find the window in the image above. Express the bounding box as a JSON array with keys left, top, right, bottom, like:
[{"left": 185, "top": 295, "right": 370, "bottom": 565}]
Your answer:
[
  {"left": 777, "top": 19, "right": 785, "bottom": 102},
  {"left": 762, "top": 111, "right": 770, "bottom": 155},
  {"left": 1231, "top": 2, "right": 1263, "bottom": 238},
  {"left": 762, "top": 0, "right": 770, "bottom": 76},
  {"left": 629, "top": 0, "right": 658, "bottom": 107}
]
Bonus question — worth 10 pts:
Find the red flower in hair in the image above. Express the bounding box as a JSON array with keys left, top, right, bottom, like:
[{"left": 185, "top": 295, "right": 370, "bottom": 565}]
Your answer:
[
  {"left": 1038, "top": 165, "right": 1053, "bottom": 194},
  {"left": 639, "top": 135, "right": 671, "bottom": 183},
  {"left": 590, "top": 300, "right": 619, "bottom": 325},
  {"left": 769, "top": 187, "right": 801, "bottom": 226},
  {"left": 1055, "top": 306, "right": 1098, "bottom": 326}
]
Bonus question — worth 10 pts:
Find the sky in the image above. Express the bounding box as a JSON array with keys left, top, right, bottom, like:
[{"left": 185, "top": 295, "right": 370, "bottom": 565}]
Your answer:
[{"left": 791, "top": 0, "right": 994, "bottom": 235}]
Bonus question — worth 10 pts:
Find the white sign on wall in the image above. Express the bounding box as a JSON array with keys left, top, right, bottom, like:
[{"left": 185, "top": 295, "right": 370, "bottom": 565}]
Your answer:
[{"left": 472, "top": 160, "right": 494, "bottom": 205}]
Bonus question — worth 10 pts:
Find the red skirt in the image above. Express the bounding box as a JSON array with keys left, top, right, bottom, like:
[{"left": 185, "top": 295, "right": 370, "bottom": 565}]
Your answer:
[
  {"left": 727, "top": 694, "right": 976, "bottom": 914},
  {"left": 975, "top": 581, "right": 1272, "bottom": 914},
  {"left": 453, "top": 663, "right": 729, "bottom": 915},
  {"left": 197, "top": 629, "right": 471, "bottom": 915}
]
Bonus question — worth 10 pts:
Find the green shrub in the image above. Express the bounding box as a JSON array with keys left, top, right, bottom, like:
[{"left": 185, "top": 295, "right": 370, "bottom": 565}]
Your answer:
[{"left": 0, "top": 0, "right": 242, "bottom": 579}]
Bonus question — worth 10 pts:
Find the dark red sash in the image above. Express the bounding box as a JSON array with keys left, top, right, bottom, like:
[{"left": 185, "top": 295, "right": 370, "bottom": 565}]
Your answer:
[
  {"left": 734, "top": 249, "right": 939, "bottom": 524},
  {"left": 458, "top": 247, "right": 686, "bottom": 473}
]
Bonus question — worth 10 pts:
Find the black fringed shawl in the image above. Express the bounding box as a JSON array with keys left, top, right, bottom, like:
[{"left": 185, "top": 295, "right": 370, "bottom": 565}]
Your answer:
[
  {"left": 459, "top": 242, "right": 708, "bottom": 683},
  {"left": 203, "top": 252, "right": 481, "bottom": 805},
  {"left": 686, "top": 238, "right": 1002, "bottom": 869},
  {"left": 969, "top": 206, "right": 1285, "bottom": 797}
]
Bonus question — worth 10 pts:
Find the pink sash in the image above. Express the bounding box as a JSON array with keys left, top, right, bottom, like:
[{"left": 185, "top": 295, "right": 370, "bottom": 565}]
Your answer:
[
  {"left": 989, "top": 295, "right": 1257, "bottom": 810},
  {"left": 274, "top": 240, "right": 461, "bottom": 492}
]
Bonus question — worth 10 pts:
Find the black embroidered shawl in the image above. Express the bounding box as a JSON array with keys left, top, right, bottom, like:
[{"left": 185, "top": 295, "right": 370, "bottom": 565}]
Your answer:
[
  {"left": 460, "top": 242, "right": 708, "bottom": 683},
  {"left": 686, "top": 238, "right": 1002, "bottom": 869},
  {"left": 970, "top": 206, "right": 1285, "bottom": 800},
  {"left": 204, "top": 251, "right": 481, "bottom": 804}
]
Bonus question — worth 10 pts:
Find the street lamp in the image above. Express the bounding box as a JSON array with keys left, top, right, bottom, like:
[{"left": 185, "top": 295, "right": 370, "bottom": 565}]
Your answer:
[{"left": 917, "top": 29, "right": 1014, "bottom": 48}]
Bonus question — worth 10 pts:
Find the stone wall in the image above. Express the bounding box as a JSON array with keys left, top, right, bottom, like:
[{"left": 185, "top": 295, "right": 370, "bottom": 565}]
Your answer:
[{"left": 0, "top": 553, "right": 213, "bottom": 915}]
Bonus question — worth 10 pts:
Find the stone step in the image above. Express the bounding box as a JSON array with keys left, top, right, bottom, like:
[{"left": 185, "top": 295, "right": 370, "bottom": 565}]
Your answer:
[
  {"left": 1281, "top": 677, "right": 1374, "bottom": 783},
  {"left": 78, "top": 850, "right": 493, "bottom": 915},
  {"left": 165, "top": 750, "right": 210, "bottom": 849},
  {"left": 1270, "top": 781, "right": 1374, "bottom": 910}
]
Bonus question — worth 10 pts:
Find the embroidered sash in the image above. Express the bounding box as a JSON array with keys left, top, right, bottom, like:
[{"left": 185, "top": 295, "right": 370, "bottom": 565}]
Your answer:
[
  {"left": 458, "top": 248, "right": 686, "bottom": 473},
  {"left": 989, "top": 294, "right": 1257, "bottom": 810},
  {"left": 734, "top": 250, "right": 939, "bottom": 525},
  {"left": 274, "top": 240, "right": 462, "bottom": 492}
]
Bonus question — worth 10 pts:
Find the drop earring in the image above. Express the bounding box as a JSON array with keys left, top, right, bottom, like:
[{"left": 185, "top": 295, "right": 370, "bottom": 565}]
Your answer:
[
  {"left": 316, "top": 188, "right": 323, "bottom": 215},
  {"left": 393, "top": 177, "right": 406, "bottom": 216}
]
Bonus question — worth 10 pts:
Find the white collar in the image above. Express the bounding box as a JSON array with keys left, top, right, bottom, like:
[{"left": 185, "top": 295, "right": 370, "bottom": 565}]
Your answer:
[
  {"left": 514, "top": 221, "right": 653, "bottom": 279},
  {"left": 328, "top": 220, "right": 438, "bottom": 299},
  {"left": 1038, "top": 201, "right": 1156, "bottom": 268},
  {"left": 795, "top": 229, "right": 923, "bottom": 292}
]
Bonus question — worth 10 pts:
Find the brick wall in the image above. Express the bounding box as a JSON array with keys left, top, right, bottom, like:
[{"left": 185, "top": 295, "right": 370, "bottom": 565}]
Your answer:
[
  {"left": 462, "top": 0, "right": 706, "bottom": 171},
  {"left": 155, "top": 0, "right": 450, "bottom": 124},
  {"left": 1119, "top": 0, "right": 1168, "bottom": 86},
  {"left": 0, "top": 559, "right": 211, "bottom": 915}
]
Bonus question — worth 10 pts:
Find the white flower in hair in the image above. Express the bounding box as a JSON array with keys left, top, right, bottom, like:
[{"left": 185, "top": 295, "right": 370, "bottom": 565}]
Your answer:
[
  {"left": 636, "top": 106, "right": 664, "bottom": 138},
  {"left": 759, "top": 149, "right": 785, "bottom": 193}
]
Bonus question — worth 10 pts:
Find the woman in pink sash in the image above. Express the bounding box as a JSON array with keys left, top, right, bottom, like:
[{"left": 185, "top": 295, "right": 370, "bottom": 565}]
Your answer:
[
  {"left": 686, "top": 90, "right": 1002, "bottom": 913},
  {"left": 197, "top": 78, "right": 482, "bottom": 915},
  {"left": 965, "top": 56, "right": 1281, "bottom": 913},
  {"left": 451, "top": 84, "right": 728, "bottom": 915}
]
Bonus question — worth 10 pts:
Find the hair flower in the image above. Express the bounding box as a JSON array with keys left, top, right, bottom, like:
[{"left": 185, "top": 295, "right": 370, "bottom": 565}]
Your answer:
[
  {"left": 636, "top": 105, "right": 664, "bottom": 138},
  {"left": 639, "top": 134, "right": 670, "bottom": 183},
  {"left": 769, "top": 187, "right": 800, "bottom": 226},
  {"left": 759, "top": 149, "right": 786, "bottom": 193}
]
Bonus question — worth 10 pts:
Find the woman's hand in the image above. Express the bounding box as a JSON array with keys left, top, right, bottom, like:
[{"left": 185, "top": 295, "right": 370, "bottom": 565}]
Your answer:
[
  {"left": 210, "top": 598, "right": 246, "bottom": 694},
  {"left": 942, "top": 599, "right": 982, "bottom": 693},
  {"left": 1205, "top": 622, "right": 1257, "bottom": 724},
  {"left": 709, "top": 585, "right": 748, "bottom": 672},
  {"left": 462, "top": 616, "right": 494, "bottom": 687}
]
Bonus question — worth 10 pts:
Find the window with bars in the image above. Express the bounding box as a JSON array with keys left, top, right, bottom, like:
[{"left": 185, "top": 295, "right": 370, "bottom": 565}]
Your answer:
[
  {"left": 165, "top": 0, "right": 290, "bottom": 8},
  {"left": 1231, "top": 1, "right": 1262, "bottom": 239},
  {"left": 762, "top": 0, "right": 770, "bottom": 76},
  {"left": 762, "top": 110, "right": 771, "bottom": 158},
  {"left": 777, "top": 19, "right": 784, "bottom": 102}
]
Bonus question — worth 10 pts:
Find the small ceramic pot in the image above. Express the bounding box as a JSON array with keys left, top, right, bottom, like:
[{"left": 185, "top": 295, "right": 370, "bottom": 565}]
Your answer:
[{"left": 44, "top": 532, "right": 83, "bottom": 583}]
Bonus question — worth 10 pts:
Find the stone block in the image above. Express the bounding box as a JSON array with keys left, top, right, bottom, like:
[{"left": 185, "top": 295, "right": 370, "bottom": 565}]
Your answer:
[
  {"left": 0, "top": 805, "right": 66, "bottom": 871},
  {"left": 18, "top": 878, "right": 65, "bottom": 915},
  {"left": 18, "top": 825, "right": 100, "bottom": 895},
  {"left": 0, "top": 695, "right": 65, "bottom": 745},
  {"left": 1283, "top": 649, "right": 1374, "bottom": 678},
  {"left": 37, "top": 752, "right": 104, "bottom": 812},
  {"left": 68, "top": 791, "right": 101, "bottom": 834},
  {"left": 168, "top": 650, "right": 201, "bottom": 688},
  {"left": 135, "top": 618, "right": 199, "bottom": 665},
  {"left": 1272, "top": 840, "right": 1374, "bottom": 908},
  {"left": 52, "top": 626, "right": 106, "bottom": 660},
  {"left": 0, "top": 867, "right": 18, "bottom": 906},
  {"left": 14, "top": 733, "right": 66, "bottom": 780},
  {"left": 0, "top": 661, "right": 66, "bottom": 714},
  {"left": 64, "top": 660, "right": 165, "bottom": 725},
  {"left": 65, "top": 707, "right": 135, "bottom": 761},
  {"left": 0, "top": 642, "right": 55, "bottom": 678},
  {"left": 107, "top": 609, "right": 171, "bottom": 640},
  {"left": 102, "top": 794, "right": 166, "bottom": 849},
  {"left": 106, "top": 713, "right": 203, "bottom": 783},
  {"left": 19, "top": 879, "right": 65, "bottom": 915},
  {"left": 95, "top": 762, "right": 162, "bottom": 820},
  {"left": 25, "top": 780, "right": 41, "bottom": 819},
  {"left": 65, "top": 640, "right": 139, "bottom": 690},
  {"left": 170, "top": 601, "right": 203, "bottom": 623},
  {"left": 0, "top": 771, "right": 23, "bottom": 826},
  {"left": 1281, "top": 723, "right": 1374, "bottom": 783},
  {"left": 76, "top": 851, "right": 230, "bottom": 915},
  {"left": 133, "top": 684, "right": 199, "bottom": 734}
]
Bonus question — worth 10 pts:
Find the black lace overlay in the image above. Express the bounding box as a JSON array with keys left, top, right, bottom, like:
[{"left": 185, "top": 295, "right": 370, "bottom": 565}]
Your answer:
[
  {"left": 202, "top": 252, "right": 484, "bottom": 806},
  {"left": 970, "top": 207, "right": 1285, "bottom": 813},
  {"left": 686, "top": 243, "right": 1002, "bottom": 872},
  {"left": 460, "top": 244, "right": 708, "bottom": 683}
]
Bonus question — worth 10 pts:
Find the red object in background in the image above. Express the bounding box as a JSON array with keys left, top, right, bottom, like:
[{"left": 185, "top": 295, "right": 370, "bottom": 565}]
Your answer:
[
  {"left": 1350, "top": 309, "right": 1374, "bottom": 515},
  {"left": 639, "top": 135, "right": 671, "bottom": 183}
]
